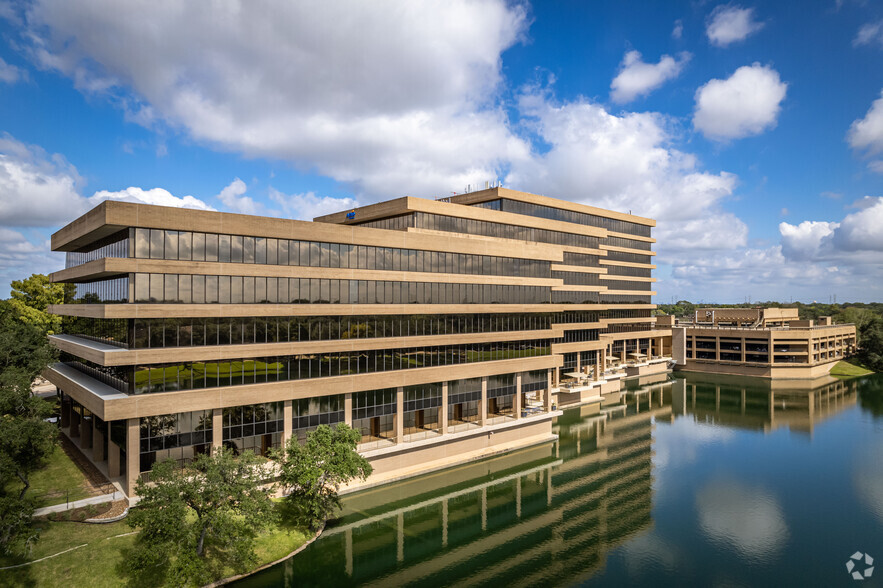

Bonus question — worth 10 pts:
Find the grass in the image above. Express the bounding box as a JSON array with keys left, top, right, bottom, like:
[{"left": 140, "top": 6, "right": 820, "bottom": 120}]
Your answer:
[
  {"left": 830, "top": 359, "right": 875, "bottom": 378},
  {"left": 6, "top": 444, "right": 96, "bottom": 508},
  {"left": 0, "top": 504, "right": 311, "bottom": 587}
]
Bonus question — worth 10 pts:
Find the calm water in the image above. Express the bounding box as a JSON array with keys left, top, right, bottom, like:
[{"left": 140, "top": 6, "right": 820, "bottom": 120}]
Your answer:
[{"left": 237, "top": 372, "right": 883, "bottom": 587}]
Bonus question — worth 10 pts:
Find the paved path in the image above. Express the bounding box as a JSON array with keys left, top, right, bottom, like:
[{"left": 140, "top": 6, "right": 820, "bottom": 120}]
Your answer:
[{"left": 32, "top": 491, "right": 124, "bottom": 517}]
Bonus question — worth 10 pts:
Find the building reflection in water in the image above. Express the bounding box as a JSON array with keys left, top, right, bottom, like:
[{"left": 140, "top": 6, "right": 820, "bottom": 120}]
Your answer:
[
  {"left": 237, "top": 372, "right": 861, "bottom": 587},
  {"left": 671, "top": 373, "right": 858, "bottom": 436}
]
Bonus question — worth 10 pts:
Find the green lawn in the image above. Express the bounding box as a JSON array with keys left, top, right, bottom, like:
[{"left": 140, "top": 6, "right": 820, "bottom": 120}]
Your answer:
[
  {"left": 830, "top": 359, "right": 875, "bottom": 378},
  {"left": 8, "top": 444, "right": 96, "bottom": 508},
  {"left": 0, "top": 506, "right": 310, "bottom": 587}
]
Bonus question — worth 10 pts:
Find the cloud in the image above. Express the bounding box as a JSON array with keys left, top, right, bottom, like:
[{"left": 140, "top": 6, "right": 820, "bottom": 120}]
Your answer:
[
  {"left": 854, "top": 20, "right": 883, "bottom": 48},
  {"left": 89, "top": 186, "right": 214, "bottom": 211},
  {"left": 695, "top": 479, "right": 788, "bottom": 562},
  {"left": 508, "top": 84, "right": 744, "bottom": 254},
  {"left": 0, "top": 57, "right": 24, "bottom": 83},
  {"left": 672, "top": 20, "right": 683, "bottom": 40},
  {"left": 215, "top": 178, "right": 262, "bottom": 215},
  {"left": 848, "top": 91, "right": 883, "bottom": 170},
  {"left": 610, "top": 50, "right": 691, "bottom": 104},
  {"left": 779, "top": 220, "right": 838, "bottom": 261},
  {"left": 0, "top": 133, "right": 84, "bottom": 226},
  {"left": 706, "top": 5, "right": 765, "bottom": 47},
  {"left": 693, "top": 63, "right": 787, "bottom": 141},
  {"left": 0, "top": 133, "right": 213, "bottom": 227},
  {"left": 22, "top": 0, "right": 532, "bottom": 201},
  {"left": 268, "top": 187, "right": 358, "bottom": 221}
]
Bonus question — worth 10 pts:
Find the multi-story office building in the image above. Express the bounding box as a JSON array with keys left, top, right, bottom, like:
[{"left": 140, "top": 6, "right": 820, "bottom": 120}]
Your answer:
[
  {"left": 671, "top": 307, "right": 856, "bottom": 379},
  {"left": 45, "top": 186, "right": 668, "bottom": 498}
]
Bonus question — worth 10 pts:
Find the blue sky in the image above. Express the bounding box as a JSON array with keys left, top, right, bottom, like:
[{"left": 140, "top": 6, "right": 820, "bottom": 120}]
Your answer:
[{"left": 0, "top": 0, "right": 881, "bottom": 302}]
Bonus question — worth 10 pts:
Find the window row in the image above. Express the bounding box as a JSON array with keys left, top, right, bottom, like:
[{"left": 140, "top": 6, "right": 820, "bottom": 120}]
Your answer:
[
  {"left": 552, "top": 271, "right": 600, "bottom": 286},
  {"left": 131, "top": 273, "right": 550, "bottom": 305},
  {"left": 603, "top": 250, "right": 652, "bottom": 264},
  {"left": 600, "top": 309, "right": 652, "bottom": 320},
  {"left": 65, "top": 230, "right": 129, "bottom": 269},
  {"left": 562, "top": 329, "right": 599, "bottom": 343},
  {"left": 600, "top": 279, "right": 653, "bottom": 292},
  {"left": 73, "top": 277, "right": 128, "bottom": 303},
  {"left": 605, "top": 265, "right": 652, "bottom": 277},
  {"left": 562, "top": 252, "right": 600, "bottom": 267},
  {"left": 473, "top": 199, "right": 653, "bottom": 238},
  {"left": 414, "top": 212, "right": 601, "bottom": 249},
  {"left": 600, "top": 294, "right": 652, "bottom": 304},
  {"left": 65, "top": 340, "right": 552, "bottom": 395},
  {"left": 133, "top": 228, "right": 549, "bottom": 277},
  {"left": 64, "top": 313, "right": 559, "bottom": 349},
  {"left": 605, "top": 236, "right": 652, "bottom": 251}
]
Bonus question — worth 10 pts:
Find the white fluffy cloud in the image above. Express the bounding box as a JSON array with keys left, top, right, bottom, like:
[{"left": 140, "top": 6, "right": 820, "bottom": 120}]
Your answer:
[
  {"left": 848, "top": 91, "right": 883, "bottom": 172},
  {"left": 854, "top": 20, "right": 883, "bottom": 48},
  {"left": 693, "top": 64, "right": 787, "bottom": 141},
  {"left": 706, "top": 5, "right": 764, "bottom": 47},
  {"left": 610, "top": 50, "right": 691, "bottom": 104},
  {"left": 779, "top": 197, "right": 883, "bottom": 259},
  {"left": 268, "top": 188, "right": 358, "bottom": 221},
  {"left": 22, "top": 0, "right": 531, "bottom": 201},
  {"left": 507, "top": 86, "right": 744, "bottom": 255},
  {"left": 0, "top": 133, "right": 213, "bottom": 227}
]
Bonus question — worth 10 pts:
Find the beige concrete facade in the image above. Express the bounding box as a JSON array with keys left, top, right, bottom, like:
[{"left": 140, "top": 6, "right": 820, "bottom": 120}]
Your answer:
[
  {"left": 45, "top": 188, "right": 665, "bottom": 499},
  {"left": 672, "top": 308, "right": 856, "bottom": 379}
]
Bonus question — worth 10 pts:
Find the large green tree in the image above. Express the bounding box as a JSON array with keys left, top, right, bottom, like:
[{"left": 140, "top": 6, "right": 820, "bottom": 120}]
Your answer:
[
  {"left": 126, "top": 448, "right": 276, "bottom": 586},
  {"left": 858, "top": 316, "right": 883, "bottom": 372},
  {"left": 274, "top": 423, "right": 372, "bottom": 530},
  {"left": 8, "top": 274, "right": 69, "bottom": 335},
  {"left": 0, "top": 301, "right": 58, "bottom": 555}
]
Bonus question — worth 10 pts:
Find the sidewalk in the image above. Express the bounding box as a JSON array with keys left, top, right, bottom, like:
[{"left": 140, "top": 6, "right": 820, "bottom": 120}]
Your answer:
[{"left": 33, "top": 491, "right": 124, "bottom": 517}]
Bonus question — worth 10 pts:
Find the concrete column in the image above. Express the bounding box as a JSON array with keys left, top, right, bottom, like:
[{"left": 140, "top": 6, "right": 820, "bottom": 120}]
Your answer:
[
  {"left": 575, "top": 353, "right": 581, "bottom": 374},
  {"left": 344, "top": 393, "right": 352, "bottom": 427},
  {"left": 441, "top": 382, "right": 448, "bottom": 434},
  {"left": 481, "top": 486, "right": 487, "bottom": 531},
  {"left": 212, "top": 408, "right": 223, "bottom": 450},
  {"left": 658, "top": 337, "right": 664, "bottom": 357},
  {"left": 442, "top": 498, "right": 448, "bottom": 548},
  {"left": 345, "top": 528, "right": 353, "bottom": 577},
  {"left": 600, "top": 348, "right": 606, "bottom": 374},
  {"left": 126, "top": 418, "right": 140, "bottom": 499},
  {"left": 60, "top": 395, "right": 70, "bottom": 428},
  {"left": 108, "top": 440, "right": 121, "bottom": 478},
  {"left": 514, "top": 373, "right": 522, "bottom": 419},
  {"left": 395, "top": 386, "right": 404, "bottom": 443},
  {"left": 397, "top": 512, "right": 404, "bottom": 563},
  {"left": 480, "top": 377, "right": 488, "bottom": 427},
  {"left": 81, "top": 416, "right": 93, "bottom": 448},
  {"left": 70, "top": 408, "right": 81, "bottom": 438},
  {"left": 92, "top": 419, "right": 105, "bottom": 462},
  {"left": 545, "top": 369, "right": 553, "bottom": 412},
  {"left": 283, "top": 400, "right": 293, "bottom": 445},
  {"left": 741, "top": 337, "right": 747, "bottom": 363},
  {"left": 715, "top": 336, "right": 721, "bottom": 361}
]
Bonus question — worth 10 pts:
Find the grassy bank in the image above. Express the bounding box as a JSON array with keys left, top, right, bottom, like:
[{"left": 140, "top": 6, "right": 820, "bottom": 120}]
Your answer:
[
  {"left": 830, "top": 359, "right": 875, "bottom": 378},
  {"left": 0, "top": 506, "right": 310, "bottom": 587}
]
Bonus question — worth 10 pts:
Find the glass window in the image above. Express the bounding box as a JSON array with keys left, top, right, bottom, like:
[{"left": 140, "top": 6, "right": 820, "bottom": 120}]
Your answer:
[
  {"left": 179, "top": 231, "right": 192, "bottom": 260},
  {"left": 243, "top": 237, "right": 255, "bottom": 263},
  {"left": 150, "top": 229, "right": 164, "bottom": 259},
  {"left": 266, "top": 239, "right": 277, "bottom": 265},
  {"left": 164, "top": 231, "right": 178, "bottom": 260},
  {"left": 206, "top": 275, "right": 218, "bottom": 303},
  {"left": 205, "top": 233, "right": 219, "bottom": 262},
  {"left": 219, "top": 234, "right": 231, "bottom": 263},
  {"left": 255, "top": 237, "right": 266, "bottom": 264},
  {"left": 135, "top": 228, "right": 149, "bottom": 258},
  {"left": 231, "top": 235, "right": 244, "bottom": 263},
  {"left": 192, "top": 233, "right": 205, "bottom": 261}
]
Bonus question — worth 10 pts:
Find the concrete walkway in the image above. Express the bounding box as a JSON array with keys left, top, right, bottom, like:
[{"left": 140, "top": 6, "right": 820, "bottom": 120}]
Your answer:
[{"left": 33, "top": 491, "right": 124, "bottom": 517}]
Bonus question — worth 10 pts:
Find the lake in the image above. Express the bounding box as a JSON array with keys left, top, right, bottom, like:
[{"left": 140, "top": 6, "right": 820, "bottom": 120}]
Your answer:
[{"left": 235, "top": 371, "right": 883, "bottom": 587}]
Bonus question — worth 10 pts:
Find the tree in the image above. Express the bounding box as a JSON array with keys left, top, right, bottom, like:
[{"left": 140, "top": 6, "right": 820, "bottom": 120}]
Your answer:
[
  {"left": 126, "top": 448, "right": 276, "bottom": 586},
  {"left": 274, "top": 423, "right": 372, "bottom": 530},
  {"left": 0, "top": 301, "right": 58, "bottom": 555},
  {"left": 8, "top": 274, "right": 70, "bottom": 335},
  {"left": 858, "top": 316, "right": 883, "bottom": 372}
]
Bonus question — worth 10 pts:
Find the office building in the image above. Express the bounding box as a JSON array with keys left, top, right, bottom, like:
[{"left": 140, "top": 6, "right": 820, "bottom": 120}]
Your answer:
[{"left": 45, "top": 186, "right": 668, "bottom": 498}]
